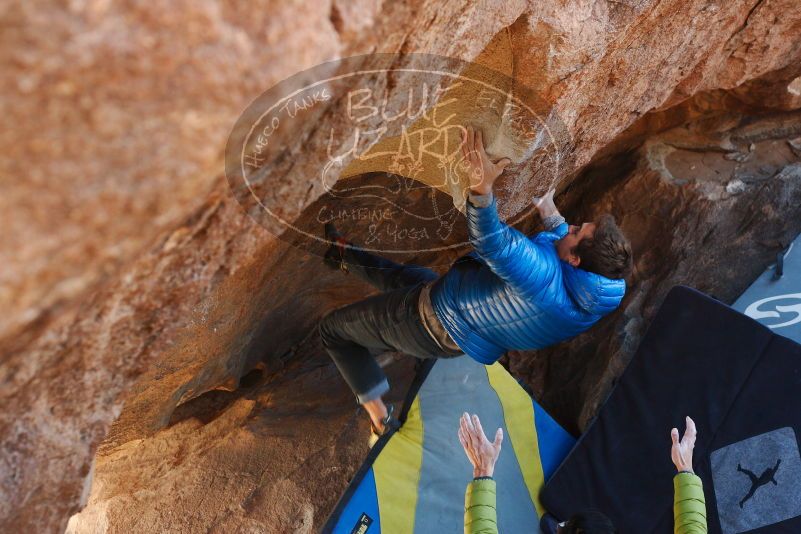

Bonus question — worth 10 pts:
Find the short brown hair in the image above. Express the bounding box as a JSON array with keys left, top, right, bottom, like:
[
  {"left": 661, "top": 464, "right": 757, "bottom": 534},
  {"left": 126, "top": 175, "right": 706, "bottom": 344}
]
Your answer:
[{"left": 576, "top": 214, "right": 632, "bottom": 279}]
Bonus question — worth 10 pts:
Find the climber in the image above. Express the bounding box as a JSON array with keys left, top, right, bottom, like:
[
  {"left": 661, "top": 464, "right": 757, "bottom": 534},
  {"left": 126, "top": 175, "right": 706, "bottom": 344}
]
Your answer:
[
  {"left": 319, "top": 125, "right": 632, "bottom": 443},
  {"left": 459, "top": 413, "right": 707, "bottom": 534}
]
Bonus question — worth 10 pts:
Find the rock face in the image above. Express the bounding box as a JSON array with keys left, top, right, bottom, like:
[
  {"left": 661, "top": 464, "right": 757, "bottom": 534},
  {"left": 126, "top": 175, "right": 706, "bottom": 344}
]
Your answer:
[{"left": 2, "top": 1, "right": 801, "bottom": 533}]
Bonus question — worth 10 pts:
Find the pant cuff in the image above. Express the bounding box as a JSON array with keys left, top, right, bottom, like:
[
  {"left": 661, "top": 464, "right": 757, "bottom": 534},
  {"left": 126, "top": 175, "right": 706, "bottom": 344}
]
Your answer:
[{"left": 357, "top": 379, "right": 390, "bottom": 404}]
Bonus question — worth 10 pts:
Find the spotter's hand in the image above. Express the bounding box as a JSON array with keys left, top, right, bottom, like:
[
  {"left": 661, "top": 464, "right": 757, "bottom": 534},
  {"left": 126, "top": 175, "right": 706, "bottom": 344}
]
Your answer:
[
  {"left": 461, "top": 125, "right": 511, "bottom": 196},
  {"left": 670, "top": 416, "right": 697, "bottom": 474},
  {"left": 458, "top": 413, "right": 503, "bottom": 479}
]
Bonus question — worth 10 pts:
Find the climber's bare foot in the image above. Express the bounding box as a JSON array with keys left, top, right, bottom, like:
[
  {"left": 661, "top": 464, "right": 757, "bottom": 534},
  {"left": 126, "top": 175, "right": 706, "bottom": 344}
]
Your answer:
[
  {"left": 364, "top": 401, "right": 399, "bottom": 447},
  {"left": 363, "top": 397, "right": 389, "bottom": 432}
]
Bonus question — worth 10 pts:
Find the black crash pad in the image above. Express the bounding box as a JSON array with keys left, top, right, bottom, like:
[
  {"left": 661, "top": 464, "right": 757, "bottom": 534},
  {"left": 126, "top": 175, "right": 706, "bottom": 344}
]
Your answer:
[{"left": 541, "top": 286, "right": 801, "bottom": 534}]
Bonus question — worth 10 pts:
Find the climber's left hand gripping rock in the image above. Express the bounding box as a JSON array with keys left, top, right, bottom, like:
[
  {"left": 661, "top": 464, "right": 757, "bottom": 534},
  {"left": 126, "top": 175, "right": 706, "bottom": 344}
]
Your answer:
[{"left": 461, "top": 125, "right": 511, "bottom": 196}]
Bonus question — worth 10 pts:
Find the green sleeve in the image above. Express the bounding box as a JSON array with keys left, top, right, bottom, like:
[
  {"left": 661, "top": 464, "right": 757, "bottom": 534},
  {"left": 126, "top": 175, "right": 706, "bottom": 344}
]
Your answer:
[
  {"left": 464, "top": 478, "right": 498, "bottom": 534},
  {"left": 674, "top": 472, "right": 708, "bottom": 534}
]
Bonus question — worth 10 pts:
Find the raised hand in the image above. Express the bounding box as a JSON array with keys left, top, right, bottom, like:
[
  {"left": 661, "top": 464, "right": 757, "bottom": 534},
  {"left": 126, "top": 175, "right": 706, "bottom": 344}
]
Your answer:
[
  {"left": 460, "top": 125, "right": 511, "bottom": 196},
  {"left": 458, "top": 412, "right": 504, "bottom": 478},
  {"left": 671, "top": 416, "right": 697, "bottom": 474},
  {"left": 532, "top": 187, "right": 559, "bottom": 219}
]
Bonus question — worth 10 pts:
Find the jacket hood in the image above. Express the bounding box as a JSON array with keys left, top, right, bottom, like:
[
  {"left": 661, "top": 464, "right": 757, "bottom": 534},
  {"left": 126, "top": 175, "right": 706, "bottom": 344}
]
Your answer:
[{"left": 561, "top": 263, "right": 626, "bottom": 316}]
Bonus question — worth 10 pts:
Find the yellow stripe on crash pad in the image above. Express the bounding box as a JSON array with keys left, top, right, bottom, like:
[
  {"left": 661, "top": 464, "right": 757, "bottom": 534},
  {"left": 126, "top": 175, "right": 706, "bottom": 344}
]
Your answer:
[
  {"left": 485, "top": 362, "right": 546, "bottom": 517},
  {"left": 373, "top": 395, "right": 424, "bottom": 532}
]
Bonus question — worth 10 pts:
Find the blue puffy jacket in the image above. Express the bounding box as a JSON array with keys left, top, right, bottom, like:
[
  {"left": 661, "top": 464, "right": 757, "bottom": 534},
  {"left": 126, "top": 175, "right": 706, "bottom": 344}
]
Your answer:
[{"left": 430, "top": 195, "right": 626, "bottom": 364}]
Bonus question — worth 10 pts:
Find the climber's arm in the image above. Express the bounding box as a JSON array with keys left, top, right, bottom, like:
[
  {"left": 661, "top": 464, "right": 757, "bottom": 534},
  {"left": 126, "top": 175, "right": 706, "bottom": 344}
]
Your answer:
[
  {"left": 460, "top": 126, "right": 555, "bottom": 294},
  {"left": 466, "top": 192, "right": 553, "bottom": 295}
]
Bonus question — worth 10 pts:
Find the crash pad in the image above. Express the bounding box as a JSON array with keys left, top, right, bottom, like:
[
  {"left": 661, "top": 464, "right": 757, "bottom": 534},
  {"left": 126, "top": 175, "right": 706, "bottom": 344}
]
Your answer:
[
  {"left": 323, "top": 356, "right": 576, "bottom": 533},
  {"left": 733, "top": 234, "right": 801, "bottom": 346},
  {"left": 540, "top": 286, "right": 801, "bottom": 533}
]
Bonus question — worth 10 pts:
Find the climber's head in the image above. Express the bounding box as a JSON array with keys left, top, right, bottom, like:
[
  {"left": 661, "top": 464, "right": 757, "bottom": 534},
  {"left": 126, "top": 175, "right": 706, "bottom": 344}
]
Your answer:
[{"left": 556, "top": 214, "right": 632, "bottom": 279}]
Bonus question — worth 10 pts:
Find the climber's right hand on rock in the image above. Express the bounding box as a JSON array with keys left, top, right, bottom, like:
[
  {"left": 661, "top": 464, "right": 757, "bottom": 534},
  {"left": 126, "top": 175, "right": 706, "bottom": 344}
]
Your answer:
[
  {"left": 533, "top": 188, "right": 559, "bottom": 219},
  {"left": 461, "top": 125, "right": 510, "bottom": 196}
]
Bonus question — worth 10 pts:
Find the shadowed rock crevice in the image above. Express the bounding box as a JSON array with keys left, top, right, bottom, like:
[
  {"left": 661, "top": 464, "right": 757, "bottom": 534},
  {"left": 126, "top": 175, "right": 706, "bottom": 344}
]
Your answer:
[{"left": 168, "top": 367, "right": 266, "bottom": 427}]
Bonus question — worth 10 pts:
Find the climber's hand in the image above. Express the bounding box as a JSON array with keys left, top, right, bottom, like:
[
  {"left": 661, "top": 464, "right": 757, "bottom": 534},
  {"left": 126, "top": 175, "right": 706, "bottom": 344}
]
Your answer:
[
  {"left": 670, "top": 416, "right": 697, "bottom": 474},
  {"left": 533, "top": 188, "right": 559, "bottom": 219},
  {"left": 458, "top": 412, "right": 503, "bottom": 478},
  {"left": 461, "top": 125, "right": 511, "bottom": 196}
]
